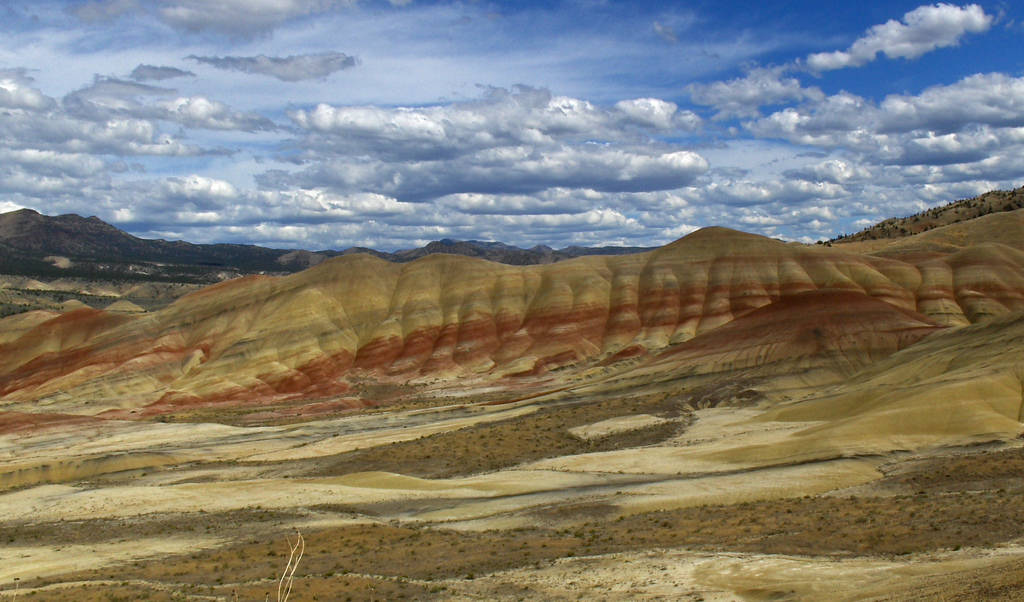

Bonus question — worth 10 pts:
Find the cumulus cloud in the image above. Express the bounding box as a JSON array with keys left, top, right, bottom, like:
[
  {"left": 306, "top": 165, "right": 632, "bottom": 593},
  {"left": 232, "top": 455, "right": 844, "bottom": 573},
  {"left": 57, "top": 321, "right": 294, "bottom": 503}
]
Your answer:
[
  {"left": 0, "top": 67, "right": 250, "bottom": 208},
  {"left": 265, "top": 145, "right": 708, "bottom": 200},
  {"left": 702, "top": 178, "right": 848, "bottom": 207},
  {"left": 615, "top": 98, "right": 699, "bottom": 130},
  {"left": 63, "top": 77, "right": 172, "bottom": 117},
  {"left": 290, "top": 86, "right": 700, "bottom": 162},
  {"left": 160, "top": 175, "right": 239, "bottom": 208},
  {"left": 0, "top": 110, "right": 200, "bottom": 158},
  {"left": 117, "top": 184, "right": 446, "bottom": 245},
  {"left": 188, "top": 52, "right": 357, "bottom": 81},
  {"left": 807, "top": 3, "right": 992, "bottom": 71},
  {"left": 72, "top": 0, "right": 352, "bottom": 36},
  {"left": 784, "top": 159, "right": 871, "bottom": 184},
  {"left": 899, "top": 151, "right": 1024, "bottom": 184},
  {"left": 13, "top": 3, "right": 1020, "bottom": 250},
  {"left": 0, "top": 149, "right": 107, "bottom": 179},
  {"left": 160, "top": 0, "right": 352, "bottom": 36},
  {"left": 129, "top": 64, "right": 196, "bottom": 81},
  {"left": 0, "top": 70, "right": 56, "bottom": 112},
  {"left": 438, "top": 190, "right": 596, "bottom": 216},
  {"left": 236, "top": 86, "right": 712, "bottom": 244},
  {"left": 747, "top": 72, "right": 1024, "bottom": 171},
  {"left": 877, "top": 73, "right": 1024, "bottom": 133},
  {"left": 746, "top": 91, "right": 878, "bottom": 149},
  {"left": 0, "top": 149, "right": 111, "bottom": 197},
  {"left": 0, "top": 167, "right": 103, "bottom": 197},
  {"left": 267, "top": 189, "right": 418, "bottom": 220},
  {"left": 687, "top": 66, "right": 824, "bottom": 120},
  {"left": 63, "top": 77, "right": 274, "bottom": 131},
  {"left": 887, "top": 127, "right": 1005, "bottom": 166}
]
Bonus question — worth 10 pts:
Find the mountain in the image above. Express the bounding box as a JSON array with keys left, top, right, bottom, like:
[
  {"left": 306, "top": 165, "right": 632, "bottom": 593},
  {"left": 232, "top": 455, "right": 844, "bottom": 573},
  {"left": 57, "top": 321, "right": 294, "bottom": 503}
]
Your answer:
[
  {"left": 0, "top": 208, "right": 302, "bottom": 282},
  {"left": 0, "top": 208, "right": 650, "bottom": 283},
  {"left": 379, "top": 238, "right": 653, "bottom": 265}
]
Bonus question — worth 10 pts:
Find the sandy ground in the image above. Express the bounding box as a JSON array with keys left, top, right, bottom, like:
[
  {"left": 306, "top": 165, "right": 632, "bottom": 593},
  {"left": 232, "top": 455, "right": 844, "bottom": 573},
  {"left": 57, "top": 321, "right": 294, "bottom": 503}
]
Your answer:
[
  {"left": 452, "top": 544, "right": 1024, "bottom": 600},
  {"left": 526, "top": 407, "right": 822, "bottom": 475},
  {"left": 0, "top": 469, "right": 624, "bottom": 524},
  {"left": 0, "top": 536, "right": 225, "bottom": 584},
  {"left": 0, "top": 401, "right": 540, "bottom": 490},
  {"left": 0, "top": 402, "right": 891, "bottom": 592},
  {"left": 2, "top": 385, "right": 1021, "bottom": 598},
  {"left": 568, "top": 413, "right": 670, "bottom": 440}
]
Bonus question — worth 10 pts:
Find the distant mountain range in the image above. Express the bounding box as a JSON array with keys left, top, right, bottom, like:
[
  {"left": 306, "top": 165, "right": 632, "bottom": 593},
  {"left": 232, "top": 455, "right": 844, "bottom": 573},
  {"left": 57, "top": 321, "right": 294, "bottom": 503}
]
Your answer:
[
  {"left": 0, "top": 208, "right": 652, "bottom": 282},
  {"left": 342, "top": 238, "right": 654, "bottom": 265}
]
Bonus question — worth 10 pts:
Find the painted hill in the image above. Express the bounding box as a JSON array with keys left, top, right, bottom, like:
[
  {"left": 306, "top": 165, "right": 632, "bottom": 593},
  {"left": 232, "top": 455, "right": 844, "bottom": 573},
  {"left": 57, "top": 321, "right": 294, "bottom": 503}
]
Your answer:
[{"left": 1, "top": 213, "right": 1021, "bottom": 422}]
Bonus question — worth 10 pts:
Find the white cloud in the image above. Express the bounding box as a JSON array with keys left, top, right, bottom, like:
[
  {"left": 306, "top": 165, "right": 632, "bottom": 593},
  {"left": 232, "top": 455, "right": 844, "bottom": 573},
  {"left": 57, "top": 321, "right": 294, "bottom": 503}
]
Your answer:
[
  {"left": 290, "top": 86, "right": 700, "bottom": 162},
  {"left": 807, "top": 3, "right": 992, "bottom": 71},
  {"left": 73, "top": 0, "right": 355, "bottom": 37},
  {"left": 156, "top": 96, "right": 275, "bottom": 131},
  {"left": 272, "top": 144, "right": 708, "bottom": 200},
  {"left": 702, "top": 178, "right": 848, "bottom": 207},
  {"left": 688, "top": 66, "right": 824, "bottom": 120},
  {"left": 64, "top": 77, "right": 274, "bottom": 131},
  {"left": 784, "top": 159, "right": 871, "bottom": 184},
  {"left": 0, "top": 149, "right": 107, "bottom": 179},
  {"left": 160, "top": 0, "right": 353, "bottom": 35},
  {"left": 878, "top": 73, "right": 1024, "bottom": 133},
  {"left": 0, "top": 149, "right": 113, "bottom": 197},
  {"left": 745, "top": 91, "right": 880, "bottom": 149},
  {"left": 188, "top": 52, "right": 358, "bottom": 81},
  {"left": 747, "top": 73, "right": 1024, "bottom": 174},
  {"left": 0, "top": 70, "right": 56, "bottom": 112},
  {"left": 129, "top": 64, "right": 196, "bottom": 81},
  {"left": 5, "top": 1, "right": 1019, "bottom": 250},
  {"left": 438, "top": 191, "right": 591, "bottom": 216},
  {"left": 262, "top": 189, "right": 418, "bottom": 220},
  {"left": 614, "top": 98, "right": 698, "bottom": 130},
  {"left": 160, "top": 175, "right": 238, "bottom": 206},
  {"left": 0, "top": 109, "right": 199, "bottom": 157}
]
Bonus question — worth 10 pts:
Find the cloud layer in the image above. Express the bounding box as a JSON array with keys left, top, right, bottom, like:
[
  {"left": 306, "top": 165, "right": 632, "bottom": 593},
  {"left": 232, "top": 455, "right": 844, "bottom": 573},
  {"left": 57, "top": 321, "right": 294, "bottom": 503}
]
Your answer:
[{"left": 0, "top": 1, "right": 1020, "bottom": 250}]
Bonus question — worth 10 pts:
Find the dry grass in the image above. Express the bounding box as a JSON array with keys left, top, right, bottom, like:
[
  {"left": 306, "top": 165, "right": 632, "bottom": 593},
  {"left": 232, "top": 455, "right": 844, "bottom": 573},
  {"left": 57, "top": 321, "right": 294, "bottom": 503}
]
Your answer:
[
  {"left": 306, "top": 391, "right": 689, "bottom": 478},
  {"left": 867, "top": 556, "right": 1024, "bottom": 601},
  {"left": 12, "top": 445, "right": 1021, "bottom": 600}
]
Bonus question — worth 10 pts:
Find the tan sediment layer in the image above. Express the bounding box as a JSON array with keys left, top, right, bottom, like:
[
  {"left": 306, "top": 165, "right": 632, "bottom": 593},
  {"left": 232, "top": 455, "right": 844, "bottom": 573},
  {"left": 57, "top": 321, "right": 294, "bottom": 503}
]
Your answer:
[
  {"left": 568, "top": 414, "right": 670, "bottom": 440},
  {"left": 0, "top": 536, "right": 225, "bottom": 584},
  {"left": 453, "top": 544, "right": 1024, "bottom": 601}
]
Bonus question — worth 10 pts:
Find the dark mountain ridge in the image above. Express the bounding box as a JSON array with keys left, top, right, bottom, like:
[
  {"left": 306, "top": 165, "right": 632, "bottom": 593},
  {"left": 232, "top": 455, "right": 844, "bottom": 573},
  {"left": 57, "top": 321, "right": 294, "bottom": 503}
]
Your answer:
[{"left": 0, "top": 208, "right": 651, "bottom": 282}]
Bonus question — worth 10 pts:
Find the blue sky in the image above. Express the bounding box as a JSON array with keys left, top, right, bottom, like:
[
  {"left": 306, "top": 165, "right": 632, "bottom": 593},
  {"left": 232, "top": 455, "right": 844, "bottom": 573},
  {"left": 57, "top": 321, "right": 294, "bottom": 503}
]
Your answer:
[{"left": 0, "top": 1, "right": 1022, "bottom": 250}]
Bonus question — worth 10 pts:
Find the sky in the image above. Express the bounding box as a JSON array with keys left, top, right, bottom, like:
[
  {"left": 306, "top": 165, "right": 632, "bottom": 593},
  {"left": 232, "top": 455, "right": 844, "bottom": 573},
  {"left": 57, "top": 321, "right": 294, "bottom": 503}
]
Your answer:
[{"left": 1, "top": 1, "right": 1023, "bottom": 251}]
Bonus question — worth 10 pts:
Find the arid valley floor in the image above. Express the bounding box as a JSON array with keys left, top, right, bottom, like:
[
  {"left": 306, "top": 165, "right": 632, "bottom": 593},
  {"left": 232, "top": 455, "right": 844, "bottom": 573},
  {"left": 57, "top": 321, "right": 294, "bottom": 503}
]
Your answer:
[{"left": 1, "top": 198, "right": 1023, "bottom": 600}]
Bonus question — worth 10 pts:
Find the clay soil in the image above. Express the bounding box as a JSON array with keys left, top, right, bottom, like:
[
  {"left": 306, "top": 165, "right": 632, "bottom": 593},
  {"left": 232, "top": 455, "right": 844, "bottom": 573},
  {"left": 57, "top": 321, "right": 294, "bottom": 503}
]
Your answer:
[
  {"left": 9, "top": 444, "right": 1024, "bottom": 601},
  {"left": 305, "top": 391, "right": 690, "bottom": 478}
]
